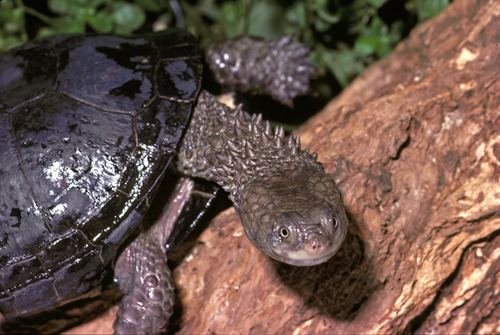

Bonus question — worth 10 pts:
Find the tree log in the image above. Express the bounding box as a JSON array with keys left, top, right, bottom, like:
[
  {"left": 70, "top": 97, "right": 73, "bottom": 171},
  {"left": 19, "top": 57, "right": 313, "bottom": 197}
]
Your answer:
[{"left": 69, "top": 0, "right": 499, "bottom": 333}]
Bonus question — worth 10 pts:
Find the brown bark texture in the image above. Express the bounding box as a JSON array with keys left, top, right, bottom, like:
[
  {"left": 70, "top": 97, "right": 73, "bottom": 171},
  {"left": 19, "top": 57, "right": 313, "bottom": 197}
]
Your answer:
[{"left": 70, "top": 0, "right": 499, "bottom": 333}]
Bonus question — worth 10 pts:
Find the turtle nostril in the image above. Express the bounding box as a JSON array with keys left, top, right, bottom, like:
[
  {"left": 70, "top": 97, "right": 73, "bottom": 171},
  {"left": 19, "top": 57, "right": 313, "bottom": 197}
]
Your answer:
[
  {"left": 304, "top": 234, "right": 327, "bottom": 255},
  {"left": 311, "top": 240, "right": 321, "bottom": 250}
]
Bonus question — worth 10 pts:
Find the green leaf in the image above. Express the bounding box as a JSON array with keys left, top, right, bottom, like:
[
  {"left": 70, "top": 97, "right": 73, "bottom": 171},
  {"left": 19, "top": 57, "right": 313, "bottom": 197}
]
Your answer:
[
  {"left": 53, "top": 17, "right": 86, "bottom": 33},
  {"left": 0, "top": 6, "right": 22, "bottom": 23},
  {"left": 313, "top": 0, "right": 339, "bottom": 24},
  {"left": 47, "top": 0, "right": 70, "bottom": 14},
  {"left": 411, "top": 0, "right": 449, "bottom": 21},
  {"left": 367, "top": 0, "right": 388, "bottom": 9},
  {"left": 285, "top": 2, "right": 307, "bottom": 29},
  {"left": 353, "top": 16, "right": 399, "bottom": 57},
  {"left": 1, "top": 7, "right": 24, "bottom": 33},
  {"left": 133, "top": 0, "right": 168, "bottom": 12},
  {"left": 354, "top": 35, "right": 377, "bottom": 55},
  {"left": 314, "top": 17, "right": 332, "bottom": 33},
  {"left": 195, "top": 0, "right": 220, "bottom": 21},
  {"left": 4, "top": 21, "right": 20, "bottom": 33},
  {"left": 220, "top": 2, "right": 245, "bottom": 38},
  {"left": 48, "top": 0, "right": 100, "bottom": 16},
  {"left": 375, "top": 34, "right": 392, "bottom": 56},
  {"left": 37, "top": 27, "right": 60, "bottom": 38},
  {"left": 112, "top": 2, "right": 146, "bottom": 32},
  {"left": 247, "top": 1, "right": 287, "bottom": 38},
  {"left": 0, "top": 35, "right": 25, "bottom": 51},
  {"left": 87, "top": 12, "right": 113, "bottom": 33},
  {"left": 36, "top": 17, "right": 85, "bottom": 37},
  {"left": 320, "top": 46, "right": 364, "bottom": 87}
]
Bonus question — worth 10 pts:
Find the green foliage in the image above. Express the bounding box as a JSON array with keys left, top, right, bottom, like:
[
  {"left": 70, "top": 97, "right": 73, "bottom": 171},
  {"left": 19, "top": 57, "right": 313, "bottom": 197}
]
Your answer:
[
  {"left": 406, "top": 0, "right": 449, "bottom": 21},
  {"left": 0, "top": 0, "right": 26, "bottom": 50},
  {"left": 0, "top": 0, "right": 449, "bottom": 95}
]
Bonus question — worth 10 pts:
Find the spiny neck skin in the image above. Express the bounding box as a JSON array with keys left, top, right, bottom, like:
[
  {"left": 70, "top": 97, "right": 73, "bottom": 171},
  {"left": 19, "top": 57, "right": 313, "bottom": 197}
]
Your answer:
[{"left": 176, "top": 90, "right": 322, "bottom": 204}]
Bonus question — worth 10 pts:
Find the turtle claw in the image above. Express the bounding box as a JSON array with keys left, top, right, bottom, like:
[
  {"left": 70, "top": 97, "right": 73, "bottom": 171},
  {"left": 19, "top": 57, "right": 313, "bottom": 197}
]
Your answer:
[{"left": 267, "top": 37, "right": 315, "bottom": 106}]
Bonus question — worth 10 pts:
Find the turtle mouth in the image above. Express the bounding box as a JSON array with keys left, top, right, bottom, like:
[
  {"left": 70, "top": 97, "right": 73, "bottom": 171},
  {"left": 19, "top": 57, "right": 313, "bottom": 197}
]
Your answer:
[
  {"left": 271, "top": 247, "right": 337, "bottom": 266},
  {"left": 270, "top": 232, "right": 340, "bottom": 266}
]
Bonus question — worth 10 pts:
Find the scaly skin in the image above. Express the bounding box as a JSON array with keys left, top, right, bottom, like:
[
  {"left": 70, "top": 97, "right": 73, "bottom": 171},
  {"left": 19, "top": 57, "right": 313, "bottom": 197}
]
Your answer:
[
  {"left": 113, "top": 178, "right": 196, "bottom": 334},
  {"left": 205, "top": 36, "right": 314, "bottom": 105},
  {"left": 177, "top": 91, "right": 348, "bottom": 266},
  {"left": 114, "top": 234, "right": 174, "bottom": 334}
]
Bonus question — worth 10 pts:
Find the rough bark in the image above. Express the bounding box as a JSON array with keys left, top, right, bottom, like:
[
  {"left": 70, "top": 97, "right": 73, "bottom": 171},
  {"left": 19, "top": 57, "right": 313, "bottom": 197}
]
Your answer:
[{"left": 70, "top": 0, "right": 499, "bottom": 333}]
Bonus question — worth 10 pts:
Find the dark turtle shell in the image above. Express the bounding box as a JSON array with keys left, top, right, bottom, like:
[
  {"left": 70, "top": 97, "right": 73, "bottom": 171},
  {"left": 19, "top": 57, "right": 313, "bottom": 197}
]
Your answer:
[{"left": 0, "top": 30, "right": 202, "bottom": 316}]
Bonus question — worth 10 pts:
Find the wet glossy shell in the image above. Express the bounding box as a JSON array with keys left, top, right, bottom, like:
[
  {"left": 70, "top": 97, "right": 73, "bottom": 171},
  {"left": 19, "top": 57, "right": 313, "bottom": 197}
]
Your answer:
[{"left": 0, "top": 30, "right": 202, "bottom": 316}]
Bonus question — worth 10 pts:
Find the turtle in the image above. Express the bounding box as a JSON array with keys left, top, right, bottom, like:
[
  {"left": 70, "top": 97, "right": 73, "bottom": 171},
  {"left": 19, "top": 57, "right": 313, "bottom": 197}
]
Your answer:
[{"left": 0, "top": 29, "right": 348, "bottom": 333}]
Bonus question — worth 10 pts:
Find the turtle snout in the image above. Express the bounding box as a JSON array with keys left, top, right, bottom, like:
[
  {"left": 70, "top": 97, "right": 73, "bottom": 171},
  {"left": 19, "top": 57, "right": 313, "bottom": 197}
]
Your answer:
[{"left": 304, "top": 233, "right": 330, "bottom": 256}]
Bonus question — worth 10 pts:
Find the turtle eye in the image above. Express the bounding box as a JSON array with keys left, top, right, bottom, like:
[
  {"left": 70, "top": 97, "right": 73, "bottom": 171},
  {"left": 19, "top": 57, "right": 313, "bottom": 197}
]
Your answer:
[
  {"left": 332, "top": 217, "right": 338, "bottom": 229},
  {"left": 280, "top": 227, "right": 290, "bottom": 239},
  {"left": 274, "top": 218, "right": 296, "bottom": 242}
]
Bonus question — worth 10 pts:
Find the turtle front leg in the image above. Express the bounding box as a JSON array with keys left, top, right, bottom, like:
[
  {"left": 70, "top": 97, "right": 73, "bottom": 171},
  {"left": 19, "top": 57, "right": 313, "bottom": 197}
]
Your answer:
[
  {"left": 113, "top": 178, "right": 198, "bottom": 334},
  {"left": 113, "top": 234, "right": 174, "bottom": 334},
  {"left": 205, "top": 36, "right": 314, "bottom": 105}
]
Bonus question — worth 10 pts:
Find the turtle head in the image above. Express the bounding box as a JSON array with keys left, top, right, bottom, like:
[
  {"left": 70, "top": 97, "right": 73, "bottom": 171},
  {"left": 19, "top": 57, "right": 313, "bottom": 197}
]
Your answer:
[
  {"left": 236, "top": 166, "right": 348, "bottom": 266},
  {"left": 176, "top": 92, "right": 347, "bottom": 266}
]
